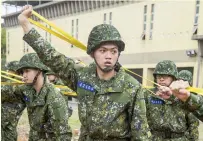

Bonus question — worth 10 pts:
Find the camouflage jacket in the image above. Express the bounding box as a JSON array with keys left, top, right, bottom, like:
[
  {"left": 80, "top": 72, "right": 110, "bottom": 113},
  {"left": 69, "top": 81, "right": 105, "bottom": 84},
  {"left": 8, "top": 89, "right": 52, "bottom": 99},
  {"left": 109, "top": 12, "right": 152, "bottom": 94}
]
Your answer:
[
  {"left": 144, "top": 88, "right": 199, "bottom": 141},
  {"left": 1, "top": 80, "right": 26, "bottom": 141},
  {"left": 50, "top": 78, "right": 73, "bottom": 117},
  {"left": 185, "top": 93, "right": 203, "bottom": 122},
  {"left": 2, "top": 80, "right": 72, "bottom": 141},
  {"left": 23, "top": 28, "right": 151, "bottom": 140}
]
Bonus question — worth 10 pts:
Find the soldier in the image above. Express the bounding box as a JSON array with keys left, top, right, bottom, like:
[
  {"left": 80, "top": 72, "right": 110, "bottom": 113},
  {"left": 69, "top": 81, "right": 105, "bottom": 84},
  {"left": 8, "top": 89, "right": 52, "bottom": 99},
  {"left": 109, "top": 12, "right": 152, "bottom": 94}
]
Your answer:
[
  {"left": 1, "top": 61, "right": 26, "bottom": 141},
  {"left": 46, "top": 70, "right": 73, "bottom": 117},
  {"left": 2, "top": 53, "right": 72, "bottom": 141},
  {"left": 18, "top": 5, "right": 151, "bottom": 140},
  {"left": 178, "top": 70, "right": 193, "bottom": 86},
  {"left": 143, "top": 60, "right": 199, "bottom": 140}
]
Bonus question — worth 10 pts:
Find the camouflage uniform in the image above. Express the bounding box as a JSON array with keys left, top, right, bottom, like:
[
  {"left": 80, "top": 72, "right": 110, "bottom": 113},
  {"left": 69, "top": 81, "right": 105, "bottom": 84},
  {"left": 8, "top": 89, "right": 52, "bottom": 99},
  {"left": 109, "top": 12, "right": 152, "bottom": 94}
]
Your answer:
[
  {"left": 1, "top": 61, "right": 26, "bottom": 141},
  {"left": 23, "top": 24, "right": 151, "bottom": 140},
  {"left": 46, "top": 70, "right": 73, "bottom": 117},
  {"left": 185, "top": 93, "right": 203, "bottom": 122},
  {"left": 2, "top": 53, "right": 72, "bottom": 141},
  {"left": 144, "top": 60, "right": 199, "bottom": 141},
  {"left": 178, "top": 70, "right": 193, "bottom": 86}
]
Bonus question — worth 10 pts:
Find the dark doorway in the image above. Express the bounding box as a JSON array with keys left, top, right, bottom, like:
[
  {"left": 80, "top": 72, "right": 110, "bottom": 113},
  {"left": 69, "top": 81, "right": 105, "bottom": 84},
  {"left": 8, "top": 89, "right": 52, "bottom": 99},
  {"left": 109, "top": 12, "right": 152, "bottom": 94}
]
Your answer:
[{"left": 126, "top": 68, "right": 143, "bottom": 84}]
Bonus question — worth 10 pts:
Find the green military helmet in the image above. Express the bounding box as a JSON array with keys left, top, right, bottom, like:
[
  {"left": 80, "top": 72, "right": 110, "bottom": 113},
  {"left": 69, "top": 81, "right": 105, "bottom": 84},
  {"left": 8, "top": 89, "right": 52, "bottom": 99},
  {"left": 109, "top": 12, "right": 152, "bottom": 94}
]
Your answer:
[
  {"left": 17, "top": 53, "right": 49, "bottom": 73},
  {"left": 46, "top": 69, "right": 55, "bottom": 75},
  {"left": 87, "top": 24, "right": 125, "bottom": 55},
  {"left": 153, "top": 60, "right": 178, "bottom": 79},
  {"left": 178, "top": 70, "right": 193, "bottom": 86},
  {"left": 5, "top": 61, "right": 19, "bottom": 71}
]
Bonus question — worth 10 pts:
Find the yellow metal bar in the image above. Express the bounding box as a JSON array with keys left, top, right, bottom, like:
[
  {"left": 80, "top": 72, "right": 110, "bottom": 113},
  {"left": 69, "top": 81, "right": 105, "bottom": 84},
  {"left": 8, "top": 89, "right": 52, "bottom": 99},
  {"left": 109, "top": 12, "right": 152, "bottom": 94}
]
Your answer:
[
  {"left": 28, "top": 19, "right": 73, "bottom": 43},
  {"left": 187, "top": 87, "right": 203, "bottom": 96},
  {"left": 1, "top": 71, "right": 23, "bottom": 79},
  {"left": 31, "top": 11, "right": 87, "bottom": 51},
  {"left": 1, "top": 75, "right": 24, "bottom": 83},
  {"left": 62, "top": 91, "right": 77, "bottom": 96}
]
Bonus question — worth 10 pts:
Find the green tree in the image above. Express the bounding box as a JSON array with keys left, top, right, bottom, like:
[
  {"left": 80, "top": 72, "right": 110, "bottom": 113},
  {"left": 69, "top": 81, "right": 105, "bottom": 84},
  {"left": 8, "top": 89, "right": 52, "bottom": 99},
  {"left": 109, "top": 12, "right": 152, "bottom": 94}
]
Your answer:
[{"left": 1, "top": 27, "right": 7, "bottom": 71}]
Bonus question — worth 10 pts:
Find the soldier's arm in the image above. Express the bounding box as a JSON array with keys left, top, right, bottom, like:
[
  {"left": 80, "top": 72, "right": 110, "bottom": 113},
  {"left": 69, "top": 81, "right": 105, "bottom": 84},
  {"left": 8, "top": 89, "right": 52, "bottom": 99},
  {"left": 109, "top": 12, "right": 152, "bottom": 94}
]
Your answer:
[
  {"left": 1, "top": 85, "right": 24, "bottom": 103},
  {"left": 185, "top": 93, "right": 203, "bottom": 122},
  {"left": 18, "top": 6, "right": 80, "bottom": 90},
  {"left": 23, "top": 29, "right": 79, "bottom": 90},
  {"left": 130, "top": 86, "right": 151, "bottom": 140},
  {"left": 185, "top": 112, "right": 199, "bottom": 141},
  {"left": 1, "top": 85, "right": 15, "bottom": 102},
  {"left": 48, "top": 89, "right": 72, "bottom": 141}
]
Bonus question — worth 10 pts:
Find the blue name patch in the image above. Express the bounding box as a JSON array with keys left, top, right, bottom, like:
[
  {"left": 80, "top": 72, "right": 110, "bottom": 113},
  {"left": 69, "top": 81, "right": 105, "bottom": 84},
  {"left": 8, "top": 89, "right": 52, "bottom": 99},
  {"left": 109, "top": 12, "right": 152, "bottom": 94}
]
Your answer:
[
  {"left": 77, "top": 81, "right": 95, "bottom": 92},
  {"left": 150, "top": 99, "right": 164, "bottom": 104},
  {"left": 24, "top": 96, "right": 30, "bottom": 102}
]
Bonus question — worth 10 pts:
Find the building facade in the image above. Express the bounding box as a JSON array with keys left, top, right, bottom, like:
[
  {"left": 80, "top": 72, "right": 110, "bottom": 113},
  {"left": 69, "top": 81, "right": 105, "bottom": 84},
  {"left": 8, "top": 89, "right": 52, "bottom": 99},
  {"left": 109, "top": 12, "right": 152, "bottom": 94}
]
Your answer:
[{"left": 2, "top": 0, "right": 203, "bottom": 87}]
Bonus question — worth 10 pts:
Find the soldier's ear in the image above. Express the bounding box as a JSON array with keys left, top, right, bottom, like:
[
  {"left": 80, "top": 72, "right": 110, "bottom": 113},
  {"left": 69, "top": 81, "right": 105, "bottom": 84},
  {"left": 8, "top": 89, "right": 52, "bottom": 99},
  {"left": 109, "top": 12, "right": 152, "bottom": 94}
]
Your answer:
[{"left": 90, "top": 52, "right": 94, "bottom": 59}]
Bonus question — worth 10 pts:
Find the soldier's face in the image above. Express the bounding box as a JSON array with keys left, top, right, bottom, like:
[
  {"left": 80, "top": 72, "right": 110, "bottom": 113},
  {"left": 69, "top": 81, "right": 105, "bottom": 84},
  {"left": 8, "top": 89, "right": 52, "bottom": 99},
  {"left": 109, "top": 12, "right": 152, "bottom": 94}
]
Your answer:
[
  {"left": 93, "top": 44, "right": 119, "bottom": 72},
  {"left": 47, "top": 74, "right": 56, "bottom": 83},
  {"left": 21, "top": 68, "right": 40, "bottom": 84},
  {"left": 156, "top": 74, "right": 173, "bottom": 87}
]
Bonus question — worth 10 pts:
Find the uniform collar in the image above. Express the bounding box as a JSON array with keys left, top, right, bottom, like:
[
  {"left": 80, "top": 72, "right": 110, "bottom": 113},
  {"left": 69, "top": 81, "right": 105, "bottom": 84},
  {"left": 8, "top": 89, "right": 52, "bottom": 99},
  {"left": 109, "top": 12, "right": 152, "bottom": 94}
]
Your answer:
[
  {"left": 88, "top": 63, "right": 125, "bottom": 94},
  {"left": 23, "top": 77, "right": 50, "bottom": 106}
]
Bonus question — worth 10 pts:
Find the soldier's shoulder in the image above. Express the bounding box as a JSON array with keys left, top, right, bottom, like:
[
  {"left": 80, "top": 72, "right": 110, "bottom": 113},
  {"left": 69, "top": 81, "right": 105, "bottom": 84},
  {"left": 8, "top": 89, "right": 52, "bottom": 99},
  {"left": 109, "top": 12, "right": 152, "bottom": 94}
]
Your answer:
[
  {"left": 45, "top": 83, "right": 64, "bottom": 99},
  {"left": 123, "top": 72, "right": 141, "bottom": 88},
  {"left": 77, "top": 63, "right": 96, "bottom": 76}
]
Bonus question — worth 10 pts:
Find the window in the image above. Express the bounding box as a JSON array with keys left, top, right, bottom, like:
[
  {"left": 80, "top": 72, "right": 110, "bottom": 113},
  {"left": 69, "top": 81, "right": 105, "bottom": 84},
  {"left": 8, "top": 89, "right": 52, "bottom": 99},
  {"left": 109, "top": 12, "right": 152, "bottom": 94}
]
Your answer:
[
  {"left": 142, "top": 5, "right": 147, "bottom": 40},
  {"left": 143, "top": 5, "right": 147, "bottom": 31},
  {"left": 72, "top": 20, "right": 74, "bottom": 37},
  {"left": 151, "top": 4, "right": 154, "bottom": 13},
  {"left": 149, "top": 4, "right": 154, "bottom": 39},
  {"left": 126, "top": 68, "right": 143, "bottom": 84},
  {"left": 71, "top": 20, "right": 74, "bottom": 48},
  {"left": 76, "top": 19, "right": 79, "bottom": 39},
  {"left": 109, "top": 12, "right": 112, "bottom": 25},
  {"left": 193, "top": 0, "right": 200, "bottom": 35},
  {"left": 194, "top": 0, "right": 200, "bottom": 26},
  {"left": 104, "top": 13, "right": 106, "bottom": 24}
]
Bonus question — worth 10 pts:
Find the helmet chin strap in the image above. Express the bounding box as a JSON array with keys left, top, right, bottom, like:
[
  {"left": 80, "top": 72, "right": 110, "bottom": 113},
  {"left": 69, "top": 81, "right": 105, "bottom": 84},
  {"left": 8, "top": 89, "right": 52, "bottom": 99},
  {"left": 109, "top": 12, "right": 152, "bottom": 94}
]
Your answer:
[
  {"left": 30, "top": 70, "right": 41, "bottom": 85},
  {"left": 95, "top": 60, "right": 114, "bottom": 72},
  {"left": 94, "top": 58, "right": 120, "bottom": 73}
]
